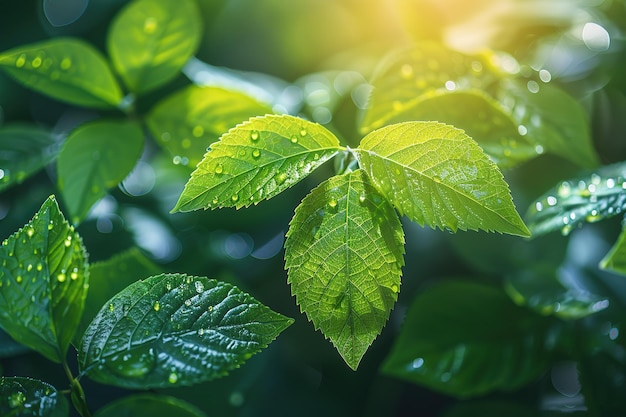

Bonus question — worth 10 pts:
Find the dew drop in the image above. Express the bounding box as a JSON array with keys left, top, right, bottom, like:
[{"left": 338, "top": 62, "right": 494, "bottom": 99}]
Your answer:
[
  {"left": 16, "top": 275, "right": 22, "bottom": 283},
  {"left": 109, "top": 303, "right": 114, "bottom": 312},
  {"left": 231, "top": 194, "right": 239, "bottom": 203},
  {"left": 250, "top": 130, "right": 260, "bottom": 141},
  {"left": 214, "top": 164, "right": 224, "bottom": 174},
  {"left": 607, "top": 178, "right": 616, "bottom": 189},
  {"left": 291, "top": 135, "right": 298, "bottom": 144},
  {"left": 558, "top": 181, "right": 572, "bottom": 198},
  {"left": 36, "top": 263, "right": 43, "bottom": 271},
  {"left": 184, "top": 299, "right": 192, "bottom": 306},
  {"left": 27, "top": 264, "right": 33, "bottom": 272},
  {"left": 412, "top": 357, "right": 424, "bottom": 369},
  {"left": 31, "top": 56, "right": 42, "bottom": 69},
  {"left": 194, "top": 281, "right": 204, "bottom": 293},
  {"left": 153, "top": 301, "right": 160, "bottom": 312},
  {"left": 208, "top": 305, "right": 214, "bottom": 312},
  {"left": 15, "top": 54, "right": 26, "bottom": 68},
  {"left": 547, "top": 196, "right": 558, "bottom": 206},
  {"left": 328, "top": 199, "right": 338, "bottom": 209},
  {"left": 107, "top": 347, "right": 157, "bottom": 378},
  {"left": 444, "top": 80, "right": 456, "bottom": 91},
  {"left": 299, "top": 128, "right": 307, "bottom": 137},
  {"left": 527, "top": 80, "right": 540, "bottom": 93},
  {"left": 313, "top": 153, "right": 320, "bottom": 160},
  {"left": 64, "top": 236, "right": 72, "bottom": 247},
  {"left": 166, "top": 282, "right": 172, "bottom": 291},
  {"left": 391, "top": 284, "right": 399, "bottom": 293},
  {"left": 48, "top": 221, "right": 54, "bottom": 230},
  {"left": 60, "top": 57, "right": 72, "bottom": 70},
  {"left": 359, "top": 194, "right": 366, "bottom": 204},
  {"left": 252, "top": 149, "right": 261, "bottom": 158},
  {"left": 539, "top": 69, "right": 551, "bottom": 83},
  {"left": 26, "top": 228, "right": 34, "bottom": 237},
  {"left": 535, "top": 201, "right": 543, "bottom": 212},
  {"left": 518, "top": 125, "right": 528, "bottom": 136},
  {"left": 57, "top": 273, "right": 66, "bottom": 283},
  {"left": 197, "top": 328, "right": 205, "bottom": 336},
  {"left": 276, "top": 173, "right": 287, "bottom": 185},
  {"left": 168, "top": 372, "right": 178, "bottom": 384}
]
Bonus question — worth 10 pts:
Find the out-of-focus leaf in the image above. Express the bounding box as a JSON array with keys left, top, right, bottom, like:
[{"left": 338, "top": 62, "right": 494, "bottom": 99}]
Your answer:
[
  {"left": 381, "top": 281, "right": 552, "bottom": 398},
  {"left": 0, "top": 377, "right": 68, "bottom": 417},
  {"left": 172, "top": 115, "right": 342, "bottom": 212},
  {"left": 78, "top": 273, "right": 293, "bottom": 389},
  {"left": 57, "top": 120, "right": 144, "bottom": 224},
  {"left": 94, "top": 394, "right": 207, "bottom": 417},
  {"left": 73, "top": 248, "right": 162, "bottom": 346},
  {"left": 526, "top": 162, "right": 626, "bottom": 237},
  {"left": 0, "top": 329, "right": 29, "bottom": 358},
  {"left": 442, "top": 400, "right": 535, "bottom": 417},
  {"left": 0, "top": 195, "right": 89, "bottom": 363},
  {"left": 107, "top": 0, "right": 202, "bottom": 94},
  {"left": 285, "top": 170, "right": 405, "bottom": 370},
  {"left": 0, "top": 124, "right": 58, "bottom": 192},
  {"left": 146, "top": 85, "right": 272, "bottom": 167},
  {"left": 354, "top": 121, "right": 529, "bottom": 236},
  {"left": 0, "top": 38, "right": 123, "bottom": 109},
  {"left": 601, "top": 222, "right": 626, "bottom": 275}
]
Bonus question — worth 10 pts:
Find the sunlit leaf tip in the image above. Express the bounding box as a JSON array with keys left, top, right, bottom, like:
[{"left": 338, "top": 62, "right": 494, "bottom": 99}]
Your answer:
[{"left": 171, "top": 114, "right": 342, "bottom": 213}]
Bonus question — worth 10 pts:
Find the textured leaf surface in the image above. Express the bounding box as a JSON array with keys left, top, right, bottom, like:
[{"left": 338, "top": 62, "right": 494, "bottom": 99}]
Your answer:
[
  {"left": 107, "top": 0, "right": 202, "bottom": 94},
  {"left": 0, "top": 195, "right": 89, "bottom": 363},
  {"left": 381, "top": 281, "right": 552, "bottom": 398},
  {"left": 78, "top": 273, "right": 293, "bottom": 389},
  {"left": 147, "top": 86, "right": 272, "bottom": 167},
  {"left": 0, "top": 377, "right": 68, "bottom": 417},
  {"left": 354, "top": 121, "right": 529, "bottom": 236},
  {"left": 57, "top": 120, "right": 144, "bottom": 224},
  {"left": 526, "top": 162, "right": 626, "bottom": 237},
  {"left": 600, "top": 223, "right": 626, "bottom": 275},
  {"left": 505, "top": 266, "right": 609, "bottom": 319},
  {"left": 94, "top": 394, "right": 207, "bottom": 417},
  {"left": 0, "top": 124, "right": 58, "bottom": 192},
  {"left": 0, "top": 38, "right": 122, "bottom": 109},
  {"left": 498, "top": 79, "right": 599, "bottom": 168},
  {"left": 173, "top": 114, "right": 342, "bottom": 212},
  {"left": 285, "top": 170, "right": 405, "bottom": 370},
  {"left": 74, "top": 248, "right": 162, "bottom": 345}
]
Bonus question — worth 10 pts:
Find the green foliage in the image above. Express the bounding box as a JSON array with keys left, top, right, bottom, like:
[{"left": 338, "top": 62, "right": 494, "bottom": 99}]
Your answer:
[
  {"left": 94, "top": 394, "right": 207, "bottom": 417},
  {"left": 600, "top": 223, "right": 626, "bottom": 274},
  {"left": 0, "top": 377, "right": 68, "bottom": 417}
]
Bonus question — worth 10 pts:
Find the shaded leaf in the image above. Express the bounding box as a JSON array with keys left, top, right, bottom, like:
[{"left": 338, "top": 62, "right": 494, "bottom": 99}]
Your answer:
[
  {"left": 74, "top": 248, "right": 162, "bottom": 346},
  {"left": 442, "top": 400, "right": 536, "bottom": 417},
  {"left": 0, "top": 329, "right": 29, "bottom": 358},
  {"left": 0, "top": 38, "right": 123, "bottom": 109},
  {"left": 600, "top": 222, "right": 626, "bottom": 275},
  {"left": 505, "top": 266, "right": 609, "bottom": 319},
  {"left": 94, "top": 394, "right": 207, "bottom": 417},
  {"left": 146, "top": 85, "right": 272, "bottom": 167},
  {"left": 285, "top": 170, "right": 405, "bottom": 370},
  {"left": 525, "top": 162, "right": 626, "bottom": 237},
  {"left": 0, "top": 377, "right": 68, "bottom": 417},
  {"left": 78, "top": 273, "right": 293, "bottom": 389},
  {"left": 354, "top": 121, "right": 530, "bottom": 236},
  {"left": 107, "top": 0, "right": 202, "bottom": 94},
  {"left": 0, "top": 124, "right": 59, "bottom": 192},
  {"left": 0, "top": 195, "right": 89, "bottom": 363},
  {"left": 381, "top": 281, "right": 552, "bottom": 398},
  {"left": 498, "top": 79, "right": 599, "bottom": 168},
  {"left": 57, "top": 120, "right": 144, "bottom": 224},
  {"left": 172, "top": 114, "right": 342, "bottom": 212}
]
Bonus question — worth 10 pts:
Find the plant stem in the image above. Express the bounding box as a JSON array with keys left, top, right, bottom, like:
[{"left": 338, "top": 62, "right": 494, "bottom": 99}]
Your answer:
[{"left": 63, "top": 361, "right": 92, "bottom": 417}]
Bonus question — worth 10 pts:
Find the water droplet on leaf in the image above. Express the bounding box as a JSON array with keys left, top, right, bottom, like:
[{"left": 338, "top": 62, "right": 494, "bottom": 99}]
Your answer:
[
  {"left": 299, "top": 128, "right": 307, "bottom": 137},
  {"left": 252, "top": 149, "right": 261, "bottom": 158},
  {"left": 15, "top": 54, "right": 26, "bottom": 68},
  {"left": 215, "top": 164, "right": 224, "bottom": 174},
  {"left": 276, "top": 173, "right": 287, "bottom": 185},
  {"left": 168, "top": 372, "right": 178, "bottom": 384},
  {"left": 194, "top": 281, "right": 204, "bottom": 293},
  {"left": 60, "top": 57, "right": 72, "bottom": 70},
  {"left": 291, "top": 135, "right": 298, "bottom": 143},
  {"left": 153, "top": 301, "right": 160, "bottom": 312},
  {"left": 250, "top": 130, "right": 259, "bottom": 141},
  {"left": 231, "top": 194, "right": 239, "bottom": 203}
]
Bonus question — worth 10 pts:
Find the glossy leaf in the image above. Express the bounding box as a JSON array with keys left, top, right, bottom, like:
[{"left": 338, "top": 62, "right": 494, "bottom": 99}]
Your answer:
[
  {"left": 0, "top": 377, "right": 68, "bottom": 417},
  {"left": 0, "top": 124, "right": 59, "bottom": 192},
  {"left": 285, "top": 170, "right": 405, "bottom": 370},
  {"left": 74, "top": 248, "right": 162, "bottom": 345},
  {"left": 78, "top": 273, "right": 293, "bottom": 389},
  {"left": 0, "top": 38, "right": 122, "bottom": 109},
  {"left": 505, "top": 266, "right": 609, "bottom": 319},
  {"left": 498, "top": 79, "right": 599, "bottom": 168},
  {"left": 147, "top": 85, "right": 272, "bottom": 167},
  {"left": 354, "top": 121, "right": 530, "bottom": 236},
  {"left": 381, "top": 281, "right": 552, "bottom": 398},
  {"left": 107, "top": 0, "right": 202, "bottom": 94},
  {"left": 94, "top": 394, "right": 207, "bottom": 417},
  {"left": 525, "top": 162, "right": 626, "bottom": 237},
  {"left": 57, "top": 120, "right": 144, "bottom": 224},
  {"left": 172, "top": 114, "right": 342, "bottom": 212},
  {"left": 600, "top": 223, "right": 626, "bottom": 275},
  {"left": 0, "top": 195, "right": 89, "bottom": 363}
]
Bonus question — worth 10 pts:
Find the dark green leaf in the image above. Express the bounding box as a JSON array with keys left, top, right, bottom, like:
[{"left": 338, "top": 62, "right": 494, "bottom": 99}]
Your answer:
[
  {"left": 0, "top": 195, "right": 89, "bottom": 363},
  {"left": 442, "top": 401, "right": 536, "bottom": 417},
  {"left": 285, "top": 170, "right": 405, "bottom": 370},
  {"left": 525, "top": 162, "right": 626, "bottom": 237},
  {"left": 0, "top": 38, "right": 123, "bottom": 109},
  {"left": 57, "top": 120, "right": 144, "bottom": 224},
  {"left": 94, "top": 394, "right": 207, "bottom": 417},
  {"left": 381, "top": 281, "right": 552, "bottom": 398},
  {"left": 74, "top": 248, "right": 162, "bottom": 345},
  {"left": 172, "top": 114, "right": 342, "bottom": 212},
  {"left": 0, "top": 330, "right": 29, "bottom": 358},
  {"left": 0, "top": 377, "right": 68, "bottom": 417},
  {"left": 354, "top": 121, "right": 530, "bottom": 236},
  {"left": 600, "top": 222, "right": 626, "bottom": 275},
  {"left": 0, "top": 124, "right": 58, "bottom": 192},
  {"left": 146, "top": 85, "right": 272, "bottom": 167},
  {"left": 107, "top": 0, "right": 202, "bottom": 94},
  {"left": 78, "top": 273, "right": 293, "bottom": 389}
]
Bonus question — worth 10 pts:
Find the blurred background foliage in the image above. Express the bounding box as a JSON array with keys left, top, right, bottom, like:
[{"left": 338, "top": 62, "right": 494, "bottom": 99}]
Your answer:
[{"left": 1, "top": 0, "right": 626, "bottom": 416}]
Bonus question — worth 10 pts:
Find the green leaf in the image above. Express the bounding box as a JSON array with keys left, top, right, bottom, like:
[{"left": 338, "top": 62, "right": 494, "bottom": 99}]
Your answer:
[
  {"left": 74, "top": 248, "right": 162, "bottom": 346},
  {"left": 0, "top": 38, "right": 123, "bottom": 109},
  {"left": 354, "top": 121, "right": 530, "bottom": 236},
  {"left": 381, "top": 281, "right": 552, "bottom": 398},
  {"left": 107, "top": 0, "right": 202, "bottom": 94},
  {"left": 525, "top": 162, "right": 626, "bottom": 237},
  {"left": 0, "top": 195, "right": 89, "bottom": 363},
  {"left": 0, "top": 377, "right": 68, "bottom": 417},
  {"left": 285, "top": 170, "right": 405, "bottom": 370},
  {"left": 600, "top": 222, "right": 626, "bottom": 275},
  {"left": 78, "top": 273, "right": 293, "bottom": 389},
  {"left": 94, "top": 394, "right": 207, "bottom": 417},
  {"left": 57, "top": 119, "right": 144, "bottom": 224},
  {"left": 505, "top": 265, "right": 609, "bottom": 319},
  {"left": 498, "top": 79, "right": 599, "bottom": 168},
  {"left": 0, "top": 330, "right": 30, "bottom": 358},
  {"left": 0, "top": 124, "right": 59, "bottom": 192},
  {"left": 146, "top": 85, "right": 272, "bottom": 168},
  {"left": 172, "top": 114, "right": 342, "bottom": 212}
]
